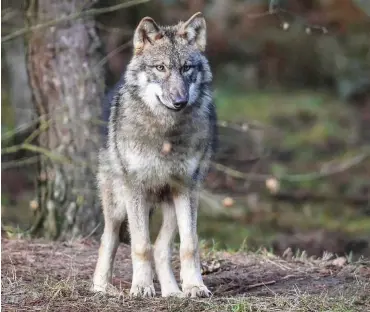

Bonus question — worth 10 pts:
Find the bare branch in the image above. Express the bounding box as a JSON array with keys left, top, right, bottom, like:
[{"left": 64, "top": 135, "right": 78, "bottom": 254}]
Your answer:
[
  {"left": 211, "top": 151, "right": 370, "bottom": 183},
  {"left": 271, "top": 190, "right": 369, "bottom": 206},
  {"left": 2, "top": 0, "right": 151, "bottom": 42},
  {"left": 94, "top": 41, "right": 132, "bottom": 70},
  {"left": 245, "top": 1, "right": 329, "bottom": 34},
  {"left": 1, "top": 156, "right": 40, "bottom": 170}
]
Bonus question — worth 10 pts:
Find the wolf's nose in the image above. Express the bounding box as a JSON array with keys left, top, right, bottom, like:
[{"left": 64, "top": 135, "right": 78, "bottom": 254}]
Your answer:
[{"left": 173, "top": 96, "right": 188, "bottom": 110}]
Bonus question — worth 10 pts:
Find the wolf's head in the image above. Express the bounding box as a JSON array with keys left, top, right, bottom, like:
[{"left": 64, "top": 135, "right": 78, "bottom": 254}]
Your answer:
[{"left": 125, "top": 12, "right": 212, "bottom": 113}]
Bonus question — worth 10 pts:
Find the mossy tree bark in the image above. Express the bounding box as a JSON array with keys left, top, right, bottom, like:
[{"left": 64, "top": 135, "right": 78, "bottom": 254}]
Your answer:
[{"left": 26, "top": 0, "right": 105, "bottom": 240}]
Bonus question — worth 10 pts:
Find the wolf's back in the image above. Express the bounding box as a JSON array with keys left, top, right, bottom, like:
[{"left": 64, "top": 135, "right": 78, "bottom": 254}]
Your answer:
[{"left": 101, "top": 75, "right": 125, "bottom": 140}]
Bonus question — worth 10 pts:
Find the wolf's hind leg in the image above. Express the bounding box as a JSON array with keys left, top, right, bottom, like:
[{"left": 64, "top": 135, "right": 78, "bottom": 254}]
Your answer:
[
  {"left": 92, "top": 177, "right": 126, "bottom": 293},
  {"left": 154, "top": 201, "right": 183, "bottom": 297}
]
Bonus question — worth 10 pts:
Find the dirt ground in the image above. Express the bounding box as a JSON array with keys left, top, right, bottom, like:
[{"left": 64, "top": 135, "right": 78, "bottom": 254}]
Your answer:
[{"left": 1, "top": 238, "right": 369, "bottom": 312}]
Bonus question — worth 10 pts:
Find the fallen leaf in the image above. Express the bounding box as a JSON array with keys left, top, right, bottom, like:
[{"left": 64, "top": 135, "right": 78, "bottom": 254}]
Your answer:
[
  {"left": 222, "top": 197, "right": 234, "bottom": 208},
  {"left": 265, "top": 177, "right": 280, "bottom": 194},
  {"left": 29, "top": 200, "right": 39, "bottom": 211}
]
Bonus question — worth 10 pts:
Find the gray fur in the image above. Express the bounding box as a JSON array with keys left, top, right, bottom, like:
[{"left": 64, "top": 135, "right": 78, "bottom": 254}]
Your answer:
[{"left": 93, "top": 12, "right": 217, "bottom": 298}]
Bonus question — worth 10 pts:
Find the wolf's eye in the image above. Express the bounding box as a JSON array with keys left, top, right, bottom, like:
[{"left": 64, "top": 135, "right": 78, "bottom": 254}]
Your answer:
[
  {"left": 182, "top": 65, "right": 192, "bottom": 73},
  {"left": 155, "top": 65, "right": 165, "bottom": 72}
]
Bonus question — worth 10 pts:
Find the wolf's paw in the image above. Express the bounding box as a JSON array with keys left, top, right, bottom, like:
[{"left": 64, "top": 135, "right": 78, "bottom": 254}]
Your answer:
[
  {"left": 182, "top": 284, "right": 211, "bottom": 298},
  {"left": 162, "top": 290, "right": 184, "bottom": 298},
  {"left": 91, "top": 283, "right": 121, "bottom": 296},
  {"left": 160, "top": 283, "right": 183, "bottom": 298},
  {"left": 91, "top": 283, "right": 108, "bottom": 293},
  {"left": 130, "top": 284, "right": 156, "bottom": 298}
]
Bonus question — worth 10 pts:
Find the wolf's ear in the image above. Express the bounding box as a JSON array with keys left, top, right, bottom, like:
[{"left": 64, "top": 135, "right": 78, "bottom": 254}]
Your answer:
[
  {"left": 178, "top": 12, "right": 206, "bottom": 52},
  {"left": 133, "top": 17, "right": 162, "bottom": 54}
]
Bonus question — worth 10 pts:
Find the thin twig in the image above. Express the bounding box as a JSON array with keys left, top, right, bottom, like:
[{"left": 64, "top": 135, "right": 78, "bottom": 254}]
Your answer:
[
  {"left": 94, "top": 41, "right": 132, "bottom": 71},
  {"left": 23, "top": 119, "right": 51, "bottom": 144},
  {"left": 211, "top": 162, "right": 269, "bottom": 182},
  {"left": 246, "top": 280, "right": 276, "bottom": 290},
  {"left": 80, "top": 222, "right": 102, "bottom": 241},
  {"left": 265, "top": 258, "right": 291, "bottom": 271},
  {"left": 1, "top": 143, "right": 78, "bottom": 166},
  {"left": 2, "top": 0, "right": 151, "bottom": 42},
  {"left": 245, "top": 2, "right": 329, "bottom": 34},
  {"left": 211, "top": 151, "right": 370, "bottom": 183},
  {"left": 1, "top": 156, "right": 40, "bottom": 169},
  {"left": 1, "top": 118, "right": 40, "bottom": 141},
  {"left": 271, "top": 190, "right": 369, "bottom": 206}
]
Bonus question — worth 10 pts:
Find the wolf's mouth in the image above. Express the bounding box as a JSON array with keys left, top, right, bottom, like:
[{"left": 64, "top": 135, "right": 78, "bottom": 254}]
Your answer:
[{"left": 156, "top": 95, "right": 183, "bottom": 111}]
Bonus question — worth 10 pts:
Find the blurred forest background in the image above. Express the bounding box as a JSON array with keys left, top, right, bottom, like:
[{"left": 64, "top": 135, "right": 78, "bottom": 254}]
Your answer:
[{"left": 2, "top": 0, "right": 370, "bottom": 259}]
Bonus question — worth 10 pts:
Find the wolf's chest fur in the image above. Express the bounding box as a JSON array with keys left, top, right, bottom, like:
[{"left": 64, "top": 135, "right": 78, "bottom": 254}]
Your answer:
[
  {"left": 123, "top": 142, "right": 201, "bottom": 188},
  {"left": 114, "top": 112, "right": 208, "bottom": 189}
]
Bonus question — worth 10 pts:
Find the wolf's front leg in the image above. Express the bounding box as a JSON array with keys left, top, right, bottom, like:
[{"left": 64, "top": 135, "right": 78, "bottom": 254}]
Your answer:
[
  {"left": 174, "top": 191, "right": 211, "bottom": 298},
  {"left": 125, "top": 192, "right": 155, "bottom": 297},
  {"left": 154, "top": 202, "right": 182, "bottom": 297}
]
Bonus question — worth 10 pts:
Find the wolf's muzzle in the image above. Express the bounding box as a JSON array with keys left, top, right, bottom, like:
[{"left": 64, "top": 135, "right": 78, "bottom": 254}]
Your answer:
[
  {"left": 156, "top": 95, "right": 186, "bottom": 111},
  {"left": 173, "top": 96, "right": 188, "bottom": 110}
]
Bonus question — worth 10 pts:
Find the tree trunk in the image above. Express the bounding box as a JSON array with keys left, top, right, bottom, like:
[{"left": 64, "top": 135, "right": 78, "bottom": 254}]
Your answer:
[{"left": 27, "top": 0, "right": 105, "bottom": 240}]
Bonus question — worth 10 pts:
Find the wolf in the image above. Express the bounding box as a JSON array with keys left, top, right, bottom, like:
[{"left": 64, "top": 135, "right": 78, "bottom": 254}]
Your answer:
[{"left": 92, "top": 12, "right": 218, "bottom": 298}]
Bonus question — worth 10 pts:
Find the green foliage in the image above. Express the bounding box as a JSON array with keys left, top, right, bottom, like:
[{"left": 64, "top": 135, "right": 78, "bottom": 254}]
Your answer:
[{"left": 231, "top": 302, "right": 249, "bottom": 312}]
